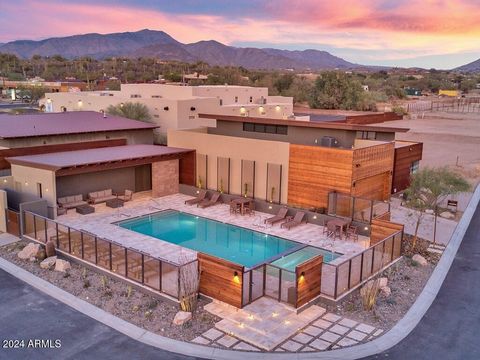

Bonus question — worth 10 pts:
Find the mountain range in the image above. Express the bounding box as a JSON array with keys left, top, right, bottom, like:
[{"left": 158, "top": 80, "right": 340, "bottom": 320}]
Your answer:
[
  {"left": 455, "top": 58, "right": 480, "bottom": 73},
  {"left": 0, "top": 29, "right": 356, "bottom": 70}
]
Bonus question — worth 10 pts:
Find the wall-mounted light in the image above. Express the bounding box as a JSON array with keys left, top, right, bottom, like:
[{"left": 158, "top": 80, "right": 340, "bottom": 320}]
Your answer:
[
  {"left": 45, "top": 188, "right": 49, "bottom": 192},
  {"left": 46, "top": 98, "right": 52, "bottom": 104},
  {"left": 364, "top": 226, "right": 369, "bottom": 231},
  {"left": 3, "top": 179, "right": 7, "bottom": 183},
  {"left": 77, "top": 100, "right": 83, "bottom": 107},
  {"left": 268, "top": 205, "right": 272, "bottom": 210},
  {"left": 275, "top": 105, "right": 281, "bottom": 111},
  {"left": 299, "top": 271, "right": 305, "bottom": 281},
  {"left": 313, "top": 215, "right": 317, "bottom": 220},
  {"left": 240, "top": 106, "right": 246, "bottom": 114},
  {"left": 233, "top": 271, "right": 240, "bottom": 283},
  {"left": 24, "top": 181, "right": 28, "bottom": 186},
  {"left": 258, "top": 106, "right": 265, "bottom": 114}
]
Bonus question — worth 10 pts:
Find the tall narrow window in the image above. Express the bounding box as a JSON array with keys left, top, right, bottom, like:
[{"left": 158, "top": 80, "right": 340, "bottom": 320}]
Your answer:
[{"left": 37, "top": 183, "right": 43, "bottom": 198}]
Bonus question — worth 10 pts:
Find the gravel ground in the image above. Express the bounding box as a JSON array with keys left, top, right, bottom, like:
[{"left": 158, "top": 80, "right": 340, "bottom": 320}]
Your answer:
[
  {"left": 320, "top": 237, "right": 439, "bottom": 330},
  {"left": 0, "top": 240, "right": 220, "bottom": 342}
]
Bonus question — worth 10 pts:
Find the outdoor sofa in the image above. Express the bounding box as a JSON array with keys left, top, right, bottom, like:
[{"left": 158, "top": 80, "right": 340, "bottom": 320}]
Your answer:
[
  {"left": 87, "top": 189, "right": 117, "bottom": 204},
  {"left": 57, "top": 194, "right": 88, "bottom": 210}
]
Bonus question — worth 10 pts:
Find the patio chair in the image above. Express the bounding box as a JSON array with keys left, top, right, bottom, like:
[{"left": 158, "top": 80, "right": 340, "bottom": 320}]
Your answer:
[
  {"left": 184, "top": 190, "right": 207, "bottom": 205},
  {"left": 281, "top": 211, "right": 306, "bottom": 230},
  {"left": 244, "top": 200, "right": 255, "bottom": 216},
  {"left": 229, "top": 200, "right": 241, "bottom": 214},
  {"left": 197, "top": 192, "right": 221, "bottom": 208},
  {"left": 326, "top": 221, "right": 341, "bottom": 240},
  {"left": 265, "top": 207, "right": 288, "bottom": 225},
  {"left": 117, "top": 189, "right": 133, "bottom": 202},
  {"left": 346, "top": 225, "right": 359, "bottom": 242}
]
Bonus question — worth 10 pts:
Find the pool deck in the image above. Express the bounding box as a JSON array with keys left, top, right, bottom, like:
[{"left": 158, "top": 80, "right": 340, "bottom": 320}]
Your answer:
[{"left": 57, "top": 193, "right": 369, "bottom": 267}]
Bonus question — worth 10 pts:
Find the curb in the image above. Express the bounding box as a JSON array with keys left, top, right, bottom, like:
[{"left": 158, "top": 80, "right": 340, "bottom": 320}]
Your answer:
[{"left": 1, "top": 184, "right": 479, "bottom": 359}]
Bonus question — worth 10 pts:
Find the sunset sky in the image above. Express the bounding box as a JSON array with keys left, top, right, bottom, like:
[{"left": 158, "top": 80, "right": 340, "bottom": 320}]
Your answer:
[{"left": 1, "top": 0, "right": 480, "bottom": 69}]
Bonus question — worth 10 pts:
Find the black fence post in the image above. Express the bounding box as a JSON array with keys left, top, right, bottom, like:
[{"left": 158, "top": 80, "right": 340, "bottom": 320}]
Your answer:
[
  {"left": 159, "top": 260, "right": 163, "bottom": 291},
  {"left": 334, "top": 266, "right": 339, "bottom": 299},
  {"left": 125, "top": 248, "right": 128, "bottom": 278},
  {"left": 109, "top": 242, "right": 112, "bottom": 271},
  {"left": 141, "top": 254, "right": 145, "bottom": 285},
  {"left": 68, "top": 227, "right": 71, "bottom": 254},
  {"left": 94, "top": 237, "right": 98, "bottom": 264}
]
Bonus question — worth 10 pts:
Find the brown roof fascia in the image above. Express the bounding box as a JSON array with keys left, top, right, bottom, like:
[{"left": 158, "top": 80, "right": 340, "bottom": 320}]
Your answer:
[{"left": 198, "top": 113, "right": 409, "bottom": 133}]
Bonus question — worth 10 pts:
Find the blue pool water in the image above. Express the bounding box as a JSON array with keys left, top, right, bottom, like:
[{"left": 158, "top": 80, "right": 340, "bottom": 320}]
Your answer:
[
  {"left": 271, "top": 246, "right": 340, "bottom": 272},
  {"left": 117, "top": 210, "right": 306, "bottom": 268}
]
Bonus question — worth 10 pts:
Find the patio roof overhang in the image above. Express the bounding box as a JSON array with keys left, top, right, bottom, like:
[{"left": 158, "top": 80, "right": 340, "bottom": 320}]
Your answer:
[{"left": 6, "top": 145, "right": 195, "bottom": 177}]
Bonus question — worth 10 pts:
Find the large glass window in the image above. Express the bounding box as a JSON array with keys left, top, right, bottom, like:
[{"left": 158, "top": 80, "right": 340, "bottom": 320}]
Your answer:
[{"left": 410, "top": 160, "right": 420, "bottom": 175}]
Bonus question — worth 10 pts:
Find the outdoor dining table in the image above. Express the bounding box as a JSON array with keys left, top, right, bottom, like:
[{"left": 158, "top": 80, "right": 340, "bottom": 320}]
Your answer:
[
  {"left": 231, "top": 197, "right": 253, "bottom": 215},
  {"left": 328, "top": 218, "right": 351, "bottom": 239}
]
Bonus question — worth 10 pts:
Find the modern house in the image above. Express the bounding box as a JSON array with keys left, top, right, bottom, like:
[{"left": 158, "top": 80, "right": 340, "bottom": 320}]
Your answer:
[
  {"left": 39, "top": 84, "right": 295, "bottom": 138},
  {"left": 0, "top": 111, "right": 157, "bottom": 176},
  {"left": 168, "top": 113, "right": 422, "bottom": 210}
]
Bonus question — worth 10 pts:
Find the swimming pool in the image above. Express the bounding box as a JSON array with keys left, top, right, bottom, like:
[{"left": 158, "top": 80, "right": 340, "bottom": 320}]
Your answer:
[
  {"left": 271, "top": 246, "right": 340, "bottom": 272},
  {"left": 117, "top": 210, "right": 336, "bottom": 268}
]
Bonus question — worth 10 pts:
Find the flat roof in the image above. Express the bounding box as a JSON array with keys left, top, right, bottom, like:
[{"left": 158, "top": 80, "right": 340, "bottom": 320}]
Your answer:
[
  {"left": 0, "top": 111, "right": 158, "bottom": 139},
  {"left": 199, "top": 113, "right": 409, "bottom": 133},
  {"left": 6, "top": 144, "right": 192, "bottom": 171},
  {"left": 295, "top": 113, "right": 346, "bottom": 122}
]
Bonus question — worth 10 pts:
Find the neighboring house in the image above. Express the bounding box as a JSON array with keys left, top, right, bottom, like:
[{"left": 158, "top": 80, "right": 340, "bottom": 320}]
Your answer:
[
  {"left": 0, "top": 111, "right": 158, "bottom": 175},
  {"left": 39, "top": 84, "right": 295, "bottom": 136},
  {"left": 168, "top": 113, "right": 422, "bottom": 209}
]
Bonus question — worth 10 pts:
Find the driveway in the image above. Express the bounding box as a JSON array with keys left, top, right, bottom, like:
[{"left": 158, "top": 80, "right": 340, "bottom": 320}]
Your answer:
[
  {"left": 0, "top": 269, "right": 199, "bottom": 360},
  {"left": 364, "top": 203, "right": 480, "bottom": 359}
]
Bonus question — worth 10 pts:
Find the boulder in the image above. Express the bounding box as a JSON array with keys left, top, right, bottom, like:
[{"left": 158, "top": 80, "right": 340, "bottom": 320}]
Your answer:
[
  {"left": 440, "top": 211, "right": 455, "bottom": 220},
  {"left": 36, "top": 247, "right": 46, "bottom": 261},
  {"left": 380, "top": 286, "right": 391, "bottom": 297},
  {"left": 40, "top": 256, "right": 57, "bottom": 270},
  {"left": 54, "top": 259, "right": 71, "bottom": 272},
  {"left": 18, "top": 243, "right": 40, "bottom": 260},
  {"left": 172, "top": 311, "right": 192, "bottom": 326},
  {"left": 378, "top": 277, "right": 388, "bottom": 289},
  {"left": 425, "top": 209, "right": 434, "bottom": 215},
  {"left": 45, "top": 241, "right": 56, "bottom": 258},
  {"left": 412, "top": 254, "right": 428, "bottom": 266}
]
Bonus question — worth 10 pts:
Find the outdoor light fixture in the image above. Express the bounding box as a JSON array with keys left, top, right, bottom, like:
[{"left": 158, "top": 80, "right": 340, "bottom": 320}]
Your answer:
[
  {"left": 268, "top": 205, "right": 272, "bottom": 209},
  {"left": 240, "top": 106, "right": 246, "bottom": 114},
  {"left": 258, "top": 106, "right": 265, "bottom": 113},
  {"left": 77, "top": 100, "right": 83, "bottom": 107},
  {"left": 120, "top": 102, "right": 124, "bottom": 108},
  {"left": 24, "top": 182, "right": 28, "bottom": 186},
  {"left": 364, "top": 226, "right": 369, "bottom": 231},
  {"left": 275, "top": 105, "right": 281, "bottom": 111},
  {"left": 233, "top": 271, "right": 240, "bottom": 283},
  {"left": 3, "top": 179, "right": 6, "bottom": 183},
  {"left": 46, "top": 98, "right": 52, "bottom": 103},
  {"left": 313, "top": 215, "right": 317, "bottom": 220}
]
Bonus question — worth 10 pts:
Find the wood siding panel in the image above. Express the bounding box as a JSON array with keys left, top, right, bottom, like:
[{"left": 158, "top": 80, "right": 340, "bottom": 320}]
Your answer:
[
  {"left": 198, "top": 253, "right": 244, "bottom": 308},
  {"left": 370, "top": 218, "right": 404, "bottom": 245},
  {"left": 345, "top": 112, "right": 402, "bottom": 125},
  {"left": 288, "top": 144, "right": 353, "bottom": 209},
  {"left": 392, "top": 142, "right": 423, "bottom": 193},
  {"left": 0, "top": 139, "right": 127, "bottom": 170},
  {"left": 179, "top": 150, "right": 195, "bottom": 186},
  {"left": 352, "top": 143, "right": 394, "bottom": 201},
  {"left": 296, "top": 255, "right": 323, "bottom": 308}
]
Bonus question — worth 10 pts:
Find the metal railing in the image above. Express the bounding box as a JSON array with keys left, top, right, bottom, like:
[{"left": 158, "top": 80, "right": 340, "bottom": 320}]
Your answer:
[
  {"left": 321, "top": 230, "right": 403, "bottom": 299},
  {"left": 22, "top": 210, "right": 197, "bottom": 301}
]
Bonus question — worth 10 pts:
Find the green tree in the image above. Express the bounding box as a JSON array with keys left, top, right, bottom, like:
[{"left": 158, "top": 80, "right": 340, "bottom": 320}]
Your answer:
[
  {"left": 309, "top": 71, "right": 366, "bottom": 110},
  {"left": 106, "top": 102, "right": 152, "bottom": 123},
  {"left": 405, "top": 167, "right": 470, "bottom": 248}
]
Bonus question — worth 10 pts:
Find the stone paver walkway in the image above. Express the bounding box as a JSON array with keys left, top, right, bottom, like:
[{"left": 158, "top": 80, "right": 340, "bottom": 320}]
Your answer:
[{"left": 193, "top": 297, "right": 383, "bottom": 352}]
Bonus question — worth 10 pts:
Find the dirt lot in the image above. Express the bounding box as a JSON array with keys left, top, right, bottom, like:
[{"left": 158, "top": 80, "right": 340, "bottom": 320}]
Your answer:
[
  {"left": 376, "top": 111, "right": 480, "bottom": 182},
  {"left": 0, "top": 240, "right": 220, "bottom": 341}
]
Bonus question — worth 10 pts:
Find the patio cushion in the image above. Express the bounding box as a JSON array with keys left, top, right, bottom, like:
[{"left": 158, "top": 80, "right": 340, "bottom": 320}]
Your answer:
[{"left": 74, "top": 194, "right": 83, "bottom": 202}]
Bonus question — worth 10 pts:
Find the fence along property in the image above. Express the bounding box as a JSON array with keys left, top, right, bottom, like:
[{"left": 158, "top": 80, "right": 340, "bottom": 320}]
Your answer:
[
  {"left": 22, "top": 210, "right": 198, "bottom": 302},
  {"left": 21, "top": 206, "right": 403, "bottom": 309}
]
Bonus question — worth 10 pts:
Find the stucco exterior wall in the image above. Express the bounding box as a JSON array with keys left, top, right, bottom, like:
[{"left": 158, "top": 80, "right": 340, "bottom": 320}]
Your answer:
[
  {"left": 10, "top": 165, "right": 57, "bottom": 212},
  {"left": 168, "top": 128, "right": 290, "bottom": 203}
]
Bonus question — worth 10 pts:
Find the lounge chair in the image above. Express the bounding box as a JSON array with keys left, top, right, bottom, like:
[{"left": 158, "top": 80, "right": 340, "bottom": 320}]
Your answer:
[
  {"left": 265, "top": 207, "right": 289, "bottom": 225},
  {"left": 281, "top": 211, "right": 306, "bottom": 230},
  {"left": 197, "top": 192, "right": 221, "bottom": 208},
  {"left": 185, "top": 190, "right": 207, "bottom": 205}
]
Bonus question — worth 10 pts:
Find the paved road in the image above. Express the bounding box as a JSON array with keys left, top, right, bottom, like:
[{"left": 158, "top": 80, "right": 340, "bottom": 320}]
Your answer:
[
  {"left": 365, "top": 203, "right": 480, "bottom": 360},
  {"left": 0, "top": 270, "right": 199, "bottom": 360}
]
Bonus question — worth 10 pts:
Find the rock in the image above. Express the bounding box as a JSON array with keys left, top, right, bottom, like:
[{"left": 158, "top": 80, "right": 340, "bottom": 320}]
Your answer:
[
  {"left": 54, "top": 259, "right": 71, "bottom": 272},
  {"left": 440, "top": 211, "right": 455, "bottom": 219},
  {"left": 378, "top": 277, "right": 388, "bottom": 289},
  {"left": 40, "top": 256, "right": 57, "bottom": 270},
  {"left": 36, "top": 247, "right": 46, "bottom": 261},
  {"left": 425, "top": 209, "right": 434, "bottom": 214},
  {"left": 172, "top": 311, "right": 192, "bottom": 325},
  {"left": 29, "top": 256, "right": 37, "bottom": 262},
  {"left": 412, "top": 254, "right": 428, "bottom": 266},
  {"left": 380, "top": 286, "right": 391, "bottom": 297},
  {"left": 18, "top": 243, "right": 40, "bottom": 260},
  {"left": 45, "top": 241, "right": 56, "bottom": 257}
]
